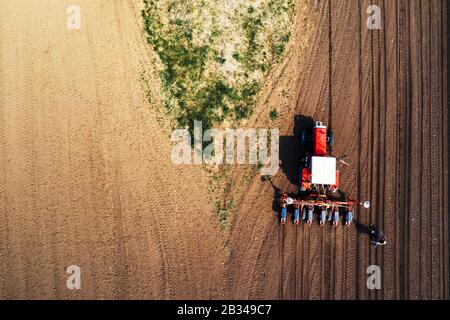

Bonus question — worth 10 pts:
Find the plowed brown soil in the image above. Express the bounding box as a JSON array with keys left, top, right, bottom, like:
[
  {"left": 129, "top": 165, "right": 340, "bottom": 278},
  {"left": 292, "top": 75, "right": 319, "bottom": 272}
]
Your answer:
[
  {"left": 226, "top": 0, "right": 449, "bottom": 300},
  {"left": 0, "top": 0, "right": 448, "bottom": 300}
]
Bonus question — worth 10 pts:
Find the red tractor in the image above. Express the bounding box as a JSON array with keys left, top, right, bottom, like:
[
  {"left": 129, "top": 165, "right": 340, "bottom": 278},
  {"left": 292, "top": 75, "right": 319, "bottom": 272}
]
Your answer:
[{"left": 280, "top": 121, "right": 367, "bottom": 226}]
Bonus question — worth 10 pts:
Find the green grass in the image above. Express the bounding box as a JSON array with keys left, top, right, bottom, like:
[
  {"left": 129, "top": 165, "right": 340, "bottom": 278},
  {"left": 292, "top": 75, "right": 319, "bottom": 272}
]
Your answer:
[{"left": 142, "top": 0, "right": 295, "bottom": 132}]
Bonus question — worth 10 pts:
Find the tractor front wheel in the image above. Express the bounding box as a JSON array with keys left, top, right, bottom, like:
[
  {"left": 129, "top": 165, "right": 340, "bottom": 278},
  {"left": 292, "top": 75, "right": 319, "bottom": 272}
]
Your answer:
[{"left": 327, "top": 130, "right": 334, "bottom": 146}]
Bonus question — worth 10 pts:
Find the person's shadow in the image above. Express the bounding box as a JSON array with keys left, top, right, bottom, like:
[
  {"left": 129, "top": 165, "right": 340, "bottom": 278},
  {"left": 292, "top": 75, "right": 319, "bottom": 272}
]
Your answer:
[{"left": 355, "top": 221, "right": 371, "bottom": 235}]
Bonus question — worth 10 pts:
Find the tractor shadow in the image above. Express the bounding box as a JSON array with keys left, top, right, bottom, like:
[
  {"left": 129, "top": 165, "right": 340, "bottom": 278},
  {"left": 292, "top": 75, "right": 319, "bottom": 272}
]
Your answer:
[
  {"left": 279, "top": 115, "right": 315, "bottom": 186},
  {"left": 263, "top": 115, "right": 315, "bottom": 222}
]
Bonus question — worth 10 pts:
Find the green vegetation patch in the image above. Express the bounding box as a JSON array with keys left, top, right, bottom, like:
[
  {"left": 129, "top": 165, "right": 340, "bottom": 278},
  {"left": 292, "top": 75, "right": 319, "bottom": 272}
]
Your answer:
[{"left": 142, "top": 0, "right": 295, "bottom": 129}]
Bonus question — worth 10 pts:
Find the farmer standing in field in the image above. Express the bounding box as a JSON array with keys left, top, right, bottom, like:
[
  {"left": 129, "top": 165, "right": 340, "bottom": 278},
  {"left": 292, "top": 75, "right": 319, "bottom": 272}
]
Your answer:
[{"left": 369, "top": 224, "right": 387, "bottom": 249}]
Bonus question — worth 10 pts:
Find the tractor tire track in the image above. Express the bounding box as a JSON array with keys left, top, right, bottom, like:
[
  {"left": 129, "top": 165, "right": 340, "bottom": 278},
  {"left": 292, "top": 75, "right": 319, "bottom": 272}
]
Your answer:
[
  {"left": 421, "top": 0, "right": 433, "bottom": 298},
  {"left": 408, "top": 0, "right": 424, "bottom": 299},
  {"left": 359, "top": 0, "right": 375, "bottom": 300},
  {"left": 379, "top": 0, "right": 388, "bottom": 300},
  {"left": 442, "top": 0, "right": 449, "bottom": 298},
  {"left": 356, "top": 0, "right": 364, "bottom": 299}
]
